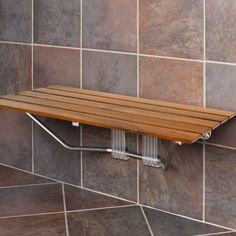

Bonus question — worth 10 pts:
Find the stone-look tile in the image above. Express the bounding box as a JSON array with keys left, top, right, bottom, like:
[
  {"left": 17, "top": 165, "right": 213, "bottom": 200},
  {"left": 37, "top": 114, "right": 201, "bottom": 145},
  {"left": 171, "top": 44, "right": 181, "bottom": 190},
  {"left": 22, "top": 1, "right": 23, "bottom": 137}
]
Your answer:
[
  {"left": 206, "top": 63, "right": 236, "bottom": 147},
  {"left": 0, "top": 44, "right": 32, "bottom": 170},
  {"left": 203, "top": 233, "right": 236, "bottom": 236},
  {"left": 34, "top": 116, "right": 81, "bottom": 186},
  {"left": 34, "top": 0, "right": 80, "bottom": 47},
  {"left": 68, "top": 206, "right": 150, "bottom": 236},
  {"left": 65, "top": 185, "right": 131, "bottom": 211},
  {"left": 140, "top": 0, "right": 203, "bottom": 59},
  {"left": 82, "top": 125, "right": 137, "bottom": 201},
  {"left": 206, "top": 146, "right": 236, "bottom": 228},
  {"left": 0, "top": 183, "right": 63, "bottom": 217},
  {"left": 140, "top": 142, "right": 203, "bottom": 219},
  {"left": 0, "top": 214, "right": 66, "bottom": 236},
  {"left": 206, "top": 0, "right": 236, "bottom": 63},
  {"left": 33, "top": 46, "right": 80, "bottom": 88},
  {"left": 0, "top": 165, "right": 54, "bottom": 187},
  {"left": 83, "top": 0, "right": 137, "bottom": 52},
  {"left": 83, "top": 51, "right": 137, "bottom": 96},
  {"left": 0, "top": 0, "right": 32, "bottom": 43},
  {"left": 140, "top": 57, "right": 203, "bottom": 106},
  {"left": 144, "top": 207, "right": 227, "bottom": 236},
  {"left": 0, "top": 44, "right": 32, "bottom": 95}
]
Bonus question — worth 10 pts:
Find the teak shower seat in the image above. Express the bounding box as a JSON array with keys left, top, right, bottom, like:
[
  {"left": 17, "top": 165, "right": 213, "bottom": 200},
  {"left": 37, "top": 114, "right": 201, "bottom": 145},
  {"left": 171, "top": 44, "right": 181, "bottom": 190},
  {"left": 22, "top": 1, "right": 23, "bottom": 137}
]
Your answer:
[{"left": 0, "top": 85, "right": 235, "bottom": 170}]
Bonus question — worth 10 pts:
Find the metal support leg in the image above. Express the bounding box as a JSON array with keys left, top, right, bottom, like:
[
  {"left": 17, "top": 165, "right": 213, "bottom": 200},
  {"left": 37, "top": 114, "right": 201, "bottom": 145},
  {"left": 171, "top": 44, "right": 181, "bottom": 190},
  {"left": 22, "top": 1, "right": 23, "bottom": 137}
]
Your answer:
[
  {"left": 26, "top": 113, "right": 112, "bottom": 153},
  {"left": 26, "top": 112, "right": 181, "bottom": 171},
  {"left": 159, "top": 141, "right": 180, "bottom": 171}
]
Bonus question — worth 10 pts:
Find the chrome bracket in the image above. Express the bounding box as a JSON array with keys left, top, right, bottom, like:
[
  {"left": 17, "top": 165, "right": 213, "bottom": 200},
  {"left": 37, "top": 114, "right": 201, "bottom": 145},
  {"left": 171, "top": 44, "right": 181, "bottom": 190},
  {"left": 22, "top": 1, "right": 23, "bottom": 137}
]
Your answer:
[
  {"left": 201, "top": 131, "right": 211, "bottom": 140},
  {"left": 142, "top": 135, "right": 162, "bottom": 168},
  {"left": 111, "top": 129, "right": 129, "bottom": 160},
  {"left": 142, "top": 135, "right": 181, "bottom": 171},
  {"left": 72, "top": 121, "right": 80, "bottom": 127},
  {"left": 26, "top": 112, "right": 180, "bottom": 171}
]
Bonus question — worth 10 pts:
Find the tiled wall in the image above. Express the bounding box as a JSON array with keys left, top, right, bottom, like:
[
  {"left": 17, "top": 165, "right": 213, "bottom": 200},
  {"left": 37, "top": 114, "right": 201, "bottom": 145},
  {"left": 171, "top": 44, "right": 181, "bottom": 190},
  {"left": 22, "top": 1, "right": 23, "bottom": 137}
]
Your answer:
[{"left": 0, "top": 0, "right": 236, "bottom": 230}]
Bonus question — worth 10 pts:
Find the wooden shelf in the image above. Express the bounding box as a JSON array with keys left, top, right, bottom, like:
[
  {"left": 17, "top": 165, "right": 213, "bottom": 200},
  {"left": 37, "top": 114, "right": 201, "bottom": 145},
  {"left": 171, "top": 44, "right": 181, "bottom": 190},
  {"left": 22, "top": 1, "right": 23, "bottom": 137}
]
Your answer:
[{"left": 0, "top": 85, "right": 235, "bottom": 144}]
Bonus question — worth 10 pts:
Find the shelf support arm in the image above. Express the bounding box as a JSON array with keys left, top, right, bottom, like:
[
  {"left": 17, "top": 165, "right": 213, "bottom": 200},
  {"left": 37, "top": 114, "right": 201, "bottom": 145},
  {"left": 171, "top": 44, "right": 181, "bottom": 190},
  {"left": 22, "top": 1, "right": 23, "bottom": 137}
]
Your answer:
[{"left": 26, "top": 113, "right": 181, "bottom": 171}]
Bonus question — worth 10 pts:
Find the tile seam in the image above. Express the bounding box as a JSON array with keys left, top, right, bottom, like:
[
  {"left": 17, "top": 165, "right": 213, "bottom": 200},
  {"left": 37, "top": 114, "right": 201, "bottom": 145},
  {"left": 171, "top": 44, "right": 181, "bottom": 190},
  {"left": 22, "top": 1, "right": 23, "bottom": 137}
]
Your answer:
[
  {"left": 0, "top": 162, "right": 234, "bottom": 231},
  {"left": 0, "top": 182, "right": 59, "bottom": 189},
  {"left": 194, "top": 231, "right": 236, "bottom": 236},
  {"left": 67, "top": 204, "right": 136, "bottom": 214},
  {"left": 62, "top": 183, "right": 69, "bottom": 236},
  {"left": 1, "top": 40, "right": 236, "bottom": 65},
  {"left": 140, "top": 204, "right": 236, "bottom": 231},
  {"left": 140, "top": 206, "right": 154, "bottom": 236}
]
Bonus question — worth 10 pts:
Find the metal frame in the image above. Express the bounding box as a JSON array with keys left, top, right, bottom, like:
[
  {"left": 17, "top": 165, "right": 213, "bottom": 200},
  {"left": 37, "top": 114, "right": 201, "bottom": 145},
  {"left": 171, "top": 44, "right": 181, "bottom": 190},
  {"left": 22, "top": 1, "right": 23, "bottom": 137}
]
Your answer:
[{"left": 26, "top": 113, "right": 211, "bottom": 171}]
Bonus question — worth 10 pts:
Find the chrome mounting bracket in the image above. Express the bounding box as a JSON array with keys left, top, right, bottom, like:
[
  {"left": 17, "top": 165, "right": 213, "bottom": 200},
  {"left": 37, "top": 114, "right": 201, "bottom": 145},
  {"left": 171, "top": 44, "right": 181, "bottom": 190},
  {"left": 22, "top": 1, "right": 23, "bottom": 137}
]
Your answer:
[{"left": 26, "top": 113, "right": 180, "bottom": 171}]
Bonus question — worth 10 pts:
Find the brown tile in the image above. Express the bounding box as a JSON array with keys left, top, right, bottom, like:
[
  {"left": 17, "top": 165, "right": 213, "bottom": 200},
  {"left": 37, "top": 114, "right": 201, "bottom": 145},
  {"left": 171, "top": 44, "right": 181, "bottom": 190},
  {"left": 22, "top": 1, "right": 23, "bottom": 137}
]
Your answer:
[
  {"left": 206, "top": 146, "right": 236, "bottom": 228},
  {"left": 64, "top": 185, "right": 132, "bottom": 211},
  {"left": 206, "top": 0, "right": 236, "bottom": 63},
  {"left": 34, "top": 0, "right": 80, "bottom": 47},
  {"left": 140, "top": 142, "right": 203, "bottom": 219},
  {"left": 34, "top": 116, "right": 81, "bottom": 186},
  {"left": 0, "top": 213, "right": 66, "bottom": 236},
  {"left": 67, "top": 206, "right": 150, "bottom": 236},
  {"left": 140, "top": 0, "right": 203, "bottom": 59},
  {"left": 0, "top": 111, "right": 32, "bottom": 171},
  {"left": 82, "top": 125, "right": 137, "bottom": 201},
  {"left": 0, "top": 183, "right": 64, "bottom": 217},
  {"left": 33, "top": 46, "right": 80, "bottom": 88},
  {"left": 83, "top": 51, "right": 137, "bottom": 96},
  {"left": 0, "top": 43, "right": 32, "bottom": 95},
  {"left": 0, "top": 165, "right": 54, "bottom": 187},
  {"left": 0, "top": 43, "right": 32, "bottom": 170},
  {"left": 0, "top": 0, "right": 32, "bottom": 43},
  {"left": 206, "top": 63, "right": 236, "bottom": 147},
  {"left": 83, "top": 0, "right": 137, "bottom": 52},
  {"left": 205, "top": 233, "right": 236, "bottom": 236},
  {"left": 144, "top": 207, "right": 227, "bottom": 236},
  {"left": 139, "top": 56, "right": 203, "bottom": 106}
]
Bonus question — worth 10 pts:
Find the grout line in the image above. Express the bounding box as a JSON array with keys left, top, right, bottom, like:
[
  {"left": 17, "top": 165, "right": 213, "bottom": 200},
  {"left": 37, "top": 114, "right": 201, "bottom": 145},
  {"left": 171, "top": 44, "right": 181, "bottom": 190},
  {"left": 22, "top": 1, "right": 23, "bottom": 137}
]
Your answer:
[
  {"left": 140, "top": 204, "right": 236, "bottom": 231},
  {"left": 203, "top": 0, "right": 206, "bottom": 224},
  {"left": 194, "top": 231, "right": 236, "bottom": 236},
  {"left": 80, "top": 125, "right": 83, "bottom": 187},
  {"left": 0, "top": 162, "right": 136, "bottom": 204},
  {"left": 136, "top": 135, "right": 140, "bottom": 204},
  {"left": 80, "top": 0, "right": 83, "bottom": 188},
  {"left": 1, "top": 39, "right": 236, "bottom": 66},
  {"left": 203, "top": 0, "right": 206, "bottom": 108},
  {"left": 31, "top": 0, "right": 34, "bottom": 173},
  {"left": 0, "top": 182, "right": 58, "bottom": 189},
  {"left": 0, "top": 162, "right": 63, "bottom": 183},
  {"left": 0, "top": 40, "right": 31, "bottom": 46},
  {"left": 82, "top": 47, "right": 137, "bottom": 56},
  {"left": 34, "top": 43, "right": 81, "bottom": 50},
  {"left": 0, "top": 162, "right": 234, "bottom": 231},
  {"left": 140, "top": 206, "right": 154, "bottom": 236},
  {"left": 0, "top": 211, "right": 64, "bottom": 220},
  {"left": 80, "top": 186, "right": 136, "bottom": 204},
  {"left": 203, "top": 141, "right": 206, "bottom": 221},
  {"left": 136, "top": 0, "right": 140, "bottom": 205},
  {"left": 205, "top": 60, "right": 236, "bottom": 66},
  {"left": 62, "top": 184, "right": 69, "bottom": 236},
  {"left": 139, "top": 53, "right": 203, "bottom": 63},
  {"left": 67, "top": 204, "right": 136, "bottom": 214}
]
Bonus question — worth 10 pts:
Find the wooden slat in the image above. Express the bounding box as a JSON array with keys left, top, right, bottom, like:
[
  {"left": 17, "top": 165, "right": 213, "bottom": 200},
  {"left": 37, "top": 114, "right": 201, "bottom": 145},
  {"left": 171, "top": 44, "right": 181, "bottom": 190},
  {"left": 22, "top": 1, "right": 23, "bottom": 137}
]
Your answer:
[
  {"left": 2, "top": 94, "right": 210, "bottom": 134},
  {"left": 0, "top": 85, "right": 235, "bottom": 144},
  {"left": 0, "top": 98, "right": 201, "bottom": 143},
  {"left": 49, "top": 85, "right": 235, "bottom": 118},
  {"left": 18, "top": 90, "right": 219, "bottom": 128},
  {"left": 34, "top": 88, "right": 228, "bottom": 123}
]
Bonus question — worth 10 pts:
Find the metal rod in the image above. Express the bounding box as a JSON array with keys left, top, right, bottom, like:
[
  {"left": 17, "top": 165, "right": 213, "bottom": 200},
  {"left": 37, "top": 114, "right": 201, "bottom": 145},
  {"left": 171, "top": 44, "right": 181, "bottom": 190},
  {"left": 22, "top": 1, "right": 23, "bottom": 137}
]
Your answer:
[
  {"left": 26, "top": 113, "right": 112, "bottom": 153},
  {"left": 26, "top": 113, "right": 181, "bottom": 170}
]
